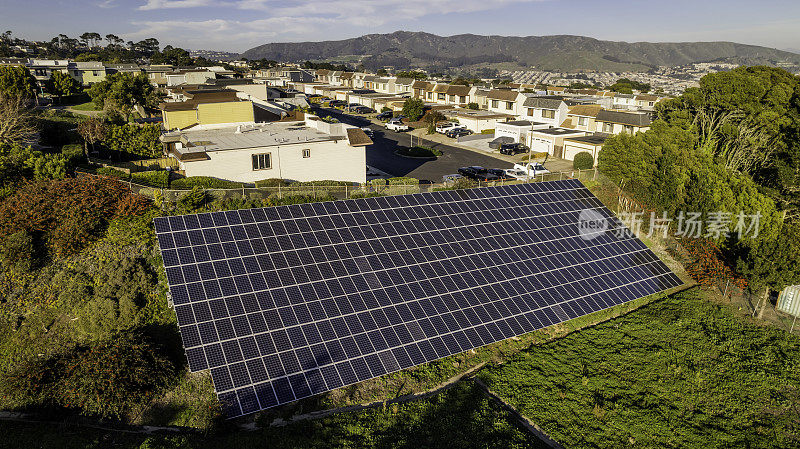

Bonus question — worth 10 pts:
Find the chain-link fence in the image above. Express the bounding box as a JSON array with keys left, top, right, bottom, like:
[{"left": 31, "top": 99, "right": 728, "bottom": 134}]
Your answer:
[{"left": 104, "top": 168, "right": 600, "bottom": 206}]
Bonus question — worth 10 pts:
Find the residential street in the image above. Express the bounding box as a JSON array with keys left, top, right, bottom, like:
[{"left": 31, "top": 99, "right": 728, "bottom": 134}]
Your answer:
[{"left": 313, "top": 107, "right": 515, "bottom": 183}]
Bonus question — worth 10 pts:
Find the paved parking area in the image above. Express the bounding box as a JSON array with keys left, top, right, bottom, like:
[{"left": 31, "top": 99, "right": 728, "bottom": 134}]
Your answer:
[{"left": 313, "top": 107, "right": 514, "bottom": 183}]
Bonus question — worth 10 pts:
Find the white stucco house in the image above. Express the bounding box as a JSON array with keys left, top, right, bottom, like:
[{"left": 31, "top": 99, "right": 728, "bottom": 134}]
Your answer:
[{"left": 161, "top": 114, "right": 371, "bottom": 184}]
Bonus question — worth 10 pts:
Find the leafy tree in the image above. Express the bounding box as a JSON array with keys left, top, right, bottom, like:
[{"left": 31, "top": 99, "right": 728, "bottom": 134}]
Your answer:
[
  {"left": 0, "top": 143, "right": 68, "bottom": 196},
  {"left": 376, "top": 68, "right": 388, "bottom": 76},
  {"left": 46, "top": 71, "right": 81, "bottom": 97},
  {"left": 88, "top": 72, "right": 158, "bottom": 118},
  {"left": 150, "top": 45, "right": 193, "bottom": 66},
  {"left": 0, "top": 65, "right": 37, "bottom": 98},
  {"left": 0, "top": 94, "right": 37, "bottom": 145},
  {"left": 467, "top": 102, "right": 480, "bottom": 110},
  {"left": 425, "top": 110, "right": 447, "bottom": 134},
  {"left": 609, "top": 77, "right": 650, "bottom": 93},
  {"left": 402, "top": 98, "right": 425, "bottom": 122},
  {"left": 104, "top": 123, "right": 161, "bottom": 159},
  {"left": 77, "top": 117, "right": 106, "bottom": 157},
  {"left": 395, "top": 70, "right": 427, "bottom": 80}
]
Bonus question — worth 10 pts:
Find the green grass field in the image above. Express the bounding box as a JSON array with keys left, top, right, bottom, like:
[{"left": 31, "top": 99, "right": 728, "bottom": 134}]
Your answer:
[
  {"left": 0, "top": 382, "right": 545, "bottom": 449},
  {"left": 479, "top": 288, "right": 800, "bottom": 448},
  {"left": 69, "top": 101, "right": 101, "bottom": 111}
]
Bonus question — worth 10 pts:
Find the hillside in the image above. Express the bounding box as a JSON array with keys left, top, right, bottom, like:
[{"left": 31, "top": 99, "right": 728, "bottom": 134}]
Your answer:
[{"left": 241, "top": 31, "right": 800, "bottom": 72}]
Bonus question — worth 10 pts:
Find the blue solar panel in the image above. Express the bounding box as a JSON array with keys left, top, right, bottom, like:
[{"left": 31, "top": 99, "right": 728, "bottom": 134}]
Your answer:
[{"left": 154, "top": 179, "right": 682, "bottom": 418}]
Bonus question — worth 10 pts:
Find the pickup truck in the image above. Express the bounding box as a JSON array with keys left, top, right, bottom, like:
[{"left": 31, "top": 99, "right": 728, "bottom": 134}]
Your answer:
[
  {"left": 385, "top": 119, "right": 409, "bottom": 132},
  {"left": 513, "top": 162, "right": 550, "bottom": 178},
  {"left": 435, "top": 122, "right": 466, "bottom": 134}
]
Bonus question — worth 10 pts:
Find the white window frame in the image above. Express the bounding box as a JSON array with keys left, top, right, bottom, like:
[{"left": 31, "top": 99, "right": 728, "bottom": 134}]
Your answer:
[
  {"left": 252, "top": 152, "right": 272, "bottom": 170},
  {"left": 302, "top": 149, "right": 311, "bottom": 158}
]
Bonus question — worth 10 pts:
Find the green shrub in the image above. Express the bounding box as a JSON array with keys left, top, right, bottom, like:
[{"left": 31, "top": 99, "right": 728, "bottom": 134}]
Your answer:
[
  {"left": 2, "top": 330, "right": 176, "bottom": 419},
  {"left": 37, "top": 110, "right": 85, "bottom": 147},
  {"left": 295, "top": 180, "right": 354, "bottom": 186},
  {"left": 170, "top": 176, "right": 244, "bottom": 190},
  {"left": 467, "top": 102, "right": 480, "bottom": 110},
  {"left": 131, "top": 170, "right": 170, "bottom": 188},
  {"left": 96, "top": 166, "right": 129, "bottom": 179},
  {"left": 254, "top": 178, "right": 289, "bottom": 187},
  {"left": 61, "top": 144, "right": 85, "bottom": 167},
  {"left": 573, "top": 152, "right": 595, "bottom": 170},
  {"left": 0, "top": 230, "right": 35, "bottom": 273},
  {"left": 397, "top": 146, "right": 442, "bottom": 158},
  {"left": 349, "top": 191, "right": 387, "bottom": 199},
  {"left": 387, "top": 176, "right": 420, "bottom": 185},
  {"left": 481, "top": 129, "right": 494, "bottom": 134},
  {"left": 176, "top": 186, "right": 209, "bottom": 213}
]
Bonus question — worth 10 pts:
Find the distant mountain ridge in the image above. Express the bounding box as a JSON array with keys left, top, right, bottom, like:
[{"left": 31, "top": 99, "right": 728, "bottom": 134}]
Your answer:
[{"left": 241, "top": 31, "right": 800, "bottom": 72}]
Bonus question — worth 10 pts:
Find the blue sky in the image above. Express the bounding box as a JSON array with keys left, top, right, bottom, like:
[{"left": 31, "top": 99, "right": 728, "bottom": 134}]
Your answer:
[{"left": 2, "top": 0, "right": 799, "bottom": 53}]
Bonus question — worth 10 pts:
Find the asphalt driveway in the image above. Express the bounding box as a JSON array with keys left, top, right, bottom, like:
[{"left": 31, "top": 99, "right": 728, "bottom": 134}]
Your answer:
[{"left": 313, "top": 107, "right": 514, "bottom": 183}]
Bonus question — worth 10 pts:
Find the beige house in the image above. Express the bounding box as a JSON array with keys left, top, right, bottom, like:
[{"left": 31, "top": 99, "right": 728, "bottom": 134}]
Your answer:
[
  {"left": 446, "top": 110, "right": 514, "bottom": 133},
  {"left": 162, "top": 115, "right": 370, "bottom": 184},
  {"left": 68, "top": 61, "right": 106, "bottom": 85},
  {"left": 561, "top": 104, "right": 603, "bottom": 132},
  {"left": 528, "top": 128, "right": 587, "bottom": 158},
  {"left": 161, "top": 90, "right": 256, "bottom": 130},
  {"left": 595, "top": 110, "right": 651, "bottom": 134},
  {"left": 487, "top": 89, "right": 523, "bottom": 115}
]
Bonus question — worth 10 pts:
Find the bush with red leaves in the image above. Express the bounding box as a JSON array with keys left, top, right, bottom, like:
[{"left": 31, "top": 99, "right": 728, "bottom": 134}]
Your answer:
[{"left": 0, "top": 176, "right": 152, "bottom": 260}]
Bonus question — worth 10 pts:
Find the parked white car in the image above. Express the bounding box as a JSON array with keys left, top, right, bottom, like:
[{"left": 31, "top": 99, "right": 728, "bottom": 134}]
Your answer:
[
  {"left": 512, "top": 163, "right": 550, "bottom": 178},
  {"left": 435, "top": 122, "right": 466, "bottom": 134},
  {"left": 503, "top": 169, "right": 529, "bottom": 180},
  {"left": 386, "top": 119, "right": 409, "bottom": 132}
]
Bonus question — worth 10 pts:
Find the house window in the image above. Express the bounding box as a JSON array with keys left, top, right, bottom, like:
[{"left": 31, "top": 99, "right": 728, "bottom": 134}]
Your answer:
[
  {"left": 623, "top": 125, "right": 634, "bottom": 134},
  {"left": 302, "top": 149, "right": 311, "bottom": 158},
  {"left": 649, "top": 101, "right": 655, "bottom": 107},
  {"left": 578, "top": 117, "right": 588, "bottom": 126},
  {"left": 491, "top": 100, "right": 499, "bottom": 108},
  {"left": 459, "top": 96, "right": 466, "bottom": 103},
  {"left": 505, "top": 101, "right": 514, "bottom": 110},
  {"left": 427, "top": 92, "right": 433, "bottom": 99},
  {"left": 526, "top": 108, "right": 534, "bottom": 116},
  {"left": 542, "top": 109, "right": 555, "bottom": 119},
  {"left": 602, "top": 122, "right": 613, "bottom": 133},
  {"left": 438, "top": 93, "right": 445, "bottom": 100},
  {"left": 252, "top": 153, "right": 271, "bottom": 170},
  {"left": 449, "top": 95, "right": 456, "bottom": 102}
]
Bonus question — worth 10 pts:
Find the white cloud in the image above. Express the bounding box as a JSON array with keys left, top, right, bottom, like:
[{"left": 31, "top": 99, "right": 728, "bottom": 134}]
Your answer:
[
  {"left": 127, "top": 0, "right": 545, "bottom": 50},
  {"left": 138, "top": 0, "right": 216, "bottom": 10}
]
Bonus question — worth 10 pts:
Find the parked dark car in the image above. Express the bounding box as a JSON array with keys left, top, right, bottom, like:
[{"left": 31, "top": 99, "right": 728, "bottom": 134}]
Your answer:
[
  {"left": 486, "top": 168, "right": 515, "bottom": 181},
  {"left": 376, "top": 111, "right": 394, "bottom": 120},
  {"left": 499, "top": 142, "right": 529, "bottom": 155},
  {"left": 457, "top": 166, "right": 501, "bottom": 182},
  {"left": 445, "top": 128, "right": 473, "bottom": 138},
  {"left": 353, "top": 106, "right": 374, "bottom": 114},
  {"left": 328, "top": 100, "right": 346, "bottom": 107}
]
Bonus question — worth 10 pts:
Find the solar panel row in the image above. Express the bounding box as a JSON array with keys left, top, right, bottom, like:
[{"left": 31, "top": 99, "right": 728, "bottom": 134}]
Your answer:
[{"left": 154, "top": 179, "right": 682, "bottom": 417}]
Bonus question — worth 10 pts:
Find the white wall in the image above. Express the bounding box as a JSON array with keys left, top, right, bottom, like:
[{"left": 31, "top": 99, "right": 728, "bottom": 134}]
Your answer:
[{"left": 182, "top": 140, "right": 366, "bottom": 184}]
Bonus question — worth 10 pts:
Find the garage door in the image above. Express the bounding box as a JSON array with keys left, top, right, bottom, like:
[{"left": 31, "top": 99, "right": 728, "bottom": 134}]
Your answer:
[
  {"left": 531, "top": 138, "right": 552, "bottom": 154},
  {"left": 563, "top": 145, "right": 595, "bottom": 162}
]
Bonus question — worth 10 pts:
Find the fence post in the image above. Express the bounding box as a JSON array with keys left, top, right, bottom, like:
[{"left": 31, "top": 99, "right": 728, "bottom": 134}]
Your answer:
[
  {"left": 346, "top": 185, "right": 349, "bottom": 199},
  {"left": 593, "top": 168, "right": 598, "bottom": 181}
]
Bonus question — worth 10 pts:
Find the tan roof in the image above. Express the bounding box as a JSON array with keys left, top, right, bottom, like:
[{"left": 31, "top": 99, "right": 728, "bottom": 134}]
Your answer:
[
  {"left": 635, "top": 94, "right": 658, "bottom": 102},
  {"left": 315, "top": 69, "right": 330, "bottom": 76},
  {"left": 487, "top": 89, "right": 519, "bottom": 101},
  {"left": 567, "top": 104, "right": 603, "bottom": 118},
  {"left": 346, "top": 128, "right": 373, "bottom": 147},
  {"left": 340, "top": 72, "right": 354, "bottom": 79},
  {"left": 445, "top": 84, "right": 471, "bottom": 96},
  {"left": 160, "top": 91, "right": 241, "bottom": 111},
  {"left": 432, "top": 83, "right": 449, "bottom": 93}
]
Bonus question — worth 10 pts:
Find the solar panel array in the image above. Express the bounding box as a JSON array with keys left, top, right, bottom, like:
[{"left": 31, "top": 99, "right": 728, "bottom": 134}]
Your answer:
[{"left": 154, "top": 179, "right": 681, "bottom": 418}]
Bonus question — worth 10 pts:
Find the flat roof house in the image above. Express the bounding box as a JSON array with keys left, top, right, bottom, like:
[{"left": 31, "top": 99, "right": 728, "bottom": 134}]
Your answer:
[
  {"left": 495, "top": 120, "right": 550, "bottom": 144},
  {"left": 160, "top": 90, "right": 256, "bottom": 130},
  {"left": 528, "top": 128, "right": 587, "bottom": 159},
  {"left": 161, "top": 115, "right": 370, "bottom": 184},
  {"left": 563, "top": 135, "right": 608, "bottom": 165}
]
